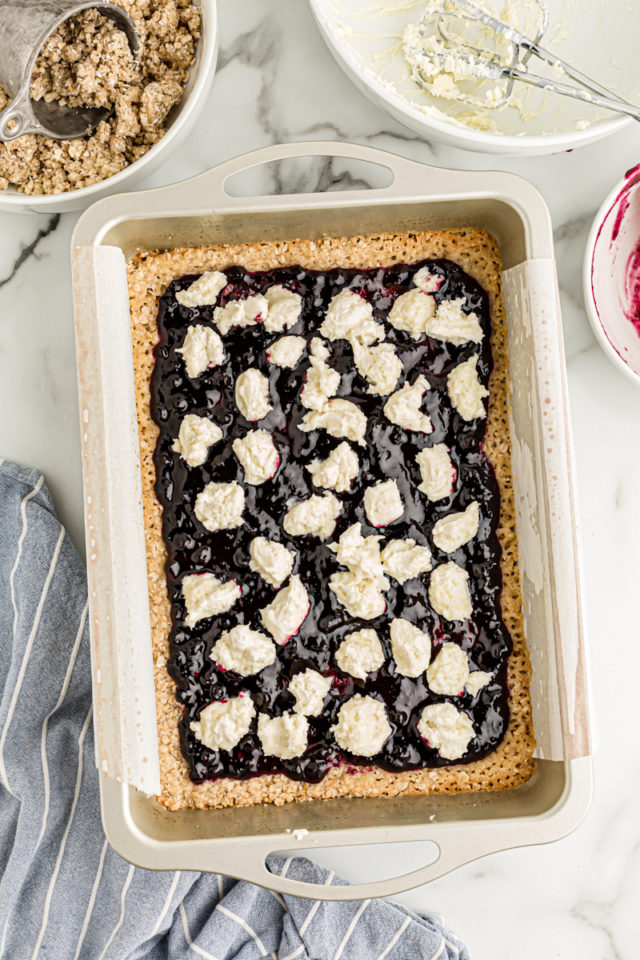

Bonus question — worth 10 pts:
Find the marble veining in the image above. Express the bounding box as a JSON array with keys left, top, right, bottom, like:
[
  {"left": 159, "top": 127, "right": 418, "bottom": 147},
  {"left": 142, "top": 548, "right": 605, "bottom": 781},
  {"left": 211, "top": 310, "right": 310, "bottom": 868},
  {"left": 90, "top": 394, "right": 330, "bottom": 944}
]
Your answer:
[{"left": 0, "top": 1, "right": 639, "bottom": 956}]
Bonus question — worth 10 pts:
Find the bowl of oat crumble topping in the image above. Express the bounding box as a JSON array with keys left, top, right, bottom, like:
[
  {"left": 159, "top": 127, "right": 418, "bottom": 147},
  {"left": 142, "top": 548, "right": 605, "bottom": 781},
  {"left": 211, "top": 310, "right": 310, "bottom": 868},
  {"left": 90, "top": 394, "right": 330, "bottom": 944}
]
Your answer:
[{"left": 0, "top": 0, "right": 217, "bottom": 212}]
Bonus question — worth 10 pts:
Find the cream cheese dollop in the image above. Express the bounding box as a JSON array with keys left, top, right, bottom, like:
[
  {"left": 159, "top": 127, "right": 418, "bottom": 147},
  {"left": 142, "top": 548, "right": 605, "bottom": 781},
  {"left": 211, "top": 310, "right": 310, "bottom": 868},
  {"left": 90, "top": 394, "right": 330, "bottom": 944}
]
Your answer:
[
  {"left": 353, "top": 341, "right": 402, "bottom": 396},
  {"left": 182, "top": 572, "right": 241, "bottom": 628},
  {"left": 283, "top": 491, "right": 342, "bottom": 540},
  {"left": 267, "top": 335, "right": 306, "bottom": 368},
  {"left": 364, "top": 479, "right": 404, "bottom": 527},
  {"left": 388, "top": 288, "right": 436, "bottom": 339},
  {"left": 416, "top": 444, "right": 455, "bottom": 501},
  {"left": 332, "top": 695, "right": 392, "bottom": 756},
  {"left": 232, "top": 430, "right": 279, "bottom": 485},
  {"left": 320, "top": 289, "right": 383, "bottom": 346},
  {"left": 289, "top": 669, "right": 332, "bottom": 717},
  {"left": 417, "top": 702, "right": 475, "bottom": 761},
  {"left": 427, "top": 642, "right": 470, "bottom": 695},
  {"left": 235, "top": 368, "right": 272, "bottom": 422},
  {"left": 172, "top": 414, "right": 222, "bottom": 467},
  {"left": 176, "top": 270, "right": 227, "bottom": 307},
  {"left": 384, "top": 375, "right": 433, "bottom": 433},
  {"left": 249, "top": 536, "right": 295, "bottom": 588},
  {"left": 429, "top": 561, "right": 472, "bottom": 621},
  {"left": 190, "top": 694, "right": 255, "bottom": 752},
  {"left": 264, "top": 285, "right": 302, "bottom": 332},
  {"left": 214, "top": 295, "right": 268, "bottom": 336},
  {"left": 300, "top": 355, "right": 341, "bottom": 410},
  {"left": 257, "top": 713, "right": 308, "bottom": 759},
  {"left": 381, "top": 538, "right": 432, "bottom": 584},
  {"left": 260, "top": 575, "right": 310, "bottom": 644},
  {"left": 194, "top": 481, "right": 245, "bottom": 532},
  {"left": 299, "top": 399, "right": 368, "bottom": 446},
  {"left": 447, "top": 355, "right": 489, "bottom": 421},
  {"left": 177, "top": 325, "right": 225, "bottom": 378},
  {"left": 390, "top": 618, "right": 432, "bottom": 678},
  {"left": 335, "top": 628, "right": 385, "bottom": 680},
  {"left": 427, "top": 297, "right": 483, "bottom": 345},
  {"left": 211, "top": 625, "right": 276, "bottom": 676},
  {"left": 307, "top": 441, "right": 359, "bottom": 493},
  {"left": 432, "top": 501, "right": 480, "bottom": 553}
]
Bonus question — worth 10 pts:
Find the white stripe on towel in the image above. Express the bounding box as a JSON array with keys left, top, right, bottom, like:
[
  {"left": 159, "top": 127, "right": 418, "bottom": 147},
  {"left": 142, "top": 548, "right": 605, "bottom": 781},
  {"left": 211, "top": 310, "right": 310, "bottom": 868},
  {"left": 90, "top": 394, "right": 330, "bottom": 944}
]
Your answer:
[
  {"left": 36, "top": 601, "right": 88, "bottom": 850},
  {"left": 0, "top": 522, "right": 63, "bottom": 793},
  {"left": 376, "top": 915, "right": 412, "bottom": 959},
  {"left": 96, "top": 864, "right": 135, "bottom": 960},
  {"left": 72, "top": 838, "right": 109, "bottom": 960},
  {"left": 30, "top": 703, "right": 93, "bottom": 959},
  {"left": 333, "top": 900, "right": 371, "bottom": 960},
  {"left": 9, "top": 474, "right": 44, "bottom": 637},
  {"left": 180, "top": 903, "right": 220, "bottom": 960},
  {"left": 216, "top": 904, "right": 270, "bottom": 955},
  {"left": 150, "top": 871, "right": 182, "bottom": 938}
]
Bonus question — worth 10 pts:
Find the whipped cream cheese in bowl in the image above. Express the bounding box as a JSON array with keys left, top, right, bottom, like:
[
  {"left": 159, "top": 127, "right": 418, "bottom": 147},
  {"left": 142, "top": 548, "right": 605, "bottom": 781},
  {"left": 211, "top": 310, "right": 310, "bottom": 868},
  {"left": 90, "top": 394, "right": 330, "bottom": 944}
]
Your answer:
[
  {"left": 310, "top": 0, "right": 640, "bottom": 154},
  {"left": 584, "top": 165, "right": 640, "bottom": 388}
]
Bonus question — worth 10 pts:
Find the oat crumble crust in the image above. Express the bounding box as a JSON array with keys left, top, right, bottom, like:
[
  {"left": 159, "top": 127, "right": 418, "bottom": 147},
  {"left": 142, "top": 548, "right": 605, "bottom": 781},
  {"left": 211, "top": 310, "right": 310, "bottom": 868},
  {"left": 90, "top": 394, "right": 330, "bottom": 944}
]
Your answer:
[
  {"left": 0, "top": 0, "right": 200, "bottom": 195},
  {"left": 127, "top": 229, "right": 536, "bottom": 810}
]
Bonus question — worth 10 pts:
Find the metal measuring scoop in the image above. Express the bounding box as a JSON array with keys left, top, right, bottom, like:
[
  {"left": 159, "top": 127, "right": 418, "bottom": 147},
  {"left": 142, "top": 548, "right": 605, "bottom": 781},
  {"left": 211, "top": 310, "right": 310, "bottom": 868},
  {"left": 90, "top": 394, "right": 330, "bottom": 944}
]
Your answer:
[{"left": 0, "top": 0, "right": 139, "bottom": 142}]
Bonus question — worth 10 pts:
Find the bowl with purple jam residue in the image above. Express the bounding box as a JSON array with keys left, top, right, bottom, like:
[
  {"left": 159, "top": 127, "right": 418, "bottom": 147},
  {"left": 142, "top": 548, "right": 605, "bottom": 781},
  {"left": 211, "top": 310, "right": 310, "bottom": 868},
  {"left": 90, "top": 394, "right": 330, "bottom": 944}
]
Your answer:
[{"left": 584, "top": 164, "right": 640, "bottom": 387}]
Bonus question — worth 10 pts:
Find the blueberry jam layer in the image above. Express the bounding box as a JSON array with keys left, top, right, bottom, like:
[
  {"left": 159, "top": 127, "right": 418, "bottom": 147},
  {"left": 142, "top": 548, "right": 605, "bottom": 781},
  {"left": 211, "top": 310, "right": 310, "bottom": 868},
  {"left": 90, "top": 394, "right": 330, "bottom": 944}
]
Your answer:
[{"left": 151, "top": 258, "right": 512, "bottom": 785}]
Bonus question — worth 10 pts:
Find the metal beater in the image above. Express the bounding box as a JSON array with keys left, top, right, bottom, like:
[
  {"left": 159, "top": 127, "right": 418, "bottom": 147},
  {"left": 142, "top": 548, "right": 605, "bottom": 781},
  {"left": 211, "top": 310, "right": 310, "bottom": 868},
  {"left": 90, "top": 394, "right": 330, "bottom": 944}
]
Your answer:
[{"left": 0, "top": 0, "right": 138, "bottom": 142}]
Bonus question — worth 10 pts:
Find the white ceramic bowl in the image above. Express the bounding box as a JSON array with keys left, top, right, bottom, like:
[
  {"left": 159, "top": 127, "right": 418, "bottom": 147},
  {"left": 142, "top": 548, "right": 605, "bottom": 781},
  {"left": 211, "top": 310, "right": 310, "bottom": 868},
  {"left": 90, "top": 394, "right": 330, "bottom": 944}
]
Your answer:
[
  {"left": 0, "top": 0, "right": 217, "bottom": 214},
  {"left": 584, "top": 166, "right": 640, "bottom": 388},
  {"left": 309, "top": 0, "right": 640, "bottom": 156}
]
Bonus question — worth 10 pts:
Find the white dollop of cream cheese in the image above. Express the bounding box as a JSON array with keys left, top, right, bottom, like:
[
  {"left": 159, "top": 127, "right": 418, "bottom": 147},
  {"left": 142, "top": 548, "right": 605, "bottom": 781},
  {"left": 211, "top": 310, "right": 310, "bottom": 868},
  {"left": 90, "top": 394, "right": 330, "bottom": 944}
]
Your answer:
[
  {"left": 264, "top": 285, "right": 302, "bottom": 333},
  {"left": 211, "top": 625, "right": 276, "bottom": 676},
  {"left": 320, "top": 289, "right": 384, "bottom": 346},
  {"left": 289, "top": 669, "right": 332, "bottom": 716},
  {"left": 364, "top": 479, "right": 404, "bottom": 527},
  {"left": 432, "top": 501, "right": 480, "bottom": 553},
  {"left": 384, "top": 375, "right": 432, "bottom": 433},
  {"left": 307, "top": 441, "right": 359, "bottom": 493},
  {"left": 258, "top": 713, "right": 308, "bottom": 759},
  {"left": 249, "top": 536, "right": 295, "bottom": 588},
  {"left": 214, "top": 294, "right": 268, "bottom": 336},
  {"left": 381, "top": 538, "right": 432, "bottom": 584},
  {"left": 177, "top": 325, "right": 225, "bottom": 378},
  {"left": 299, "top": 399, "right": 368, "bottom": 446},
  {"left": 353, "top": 341, "right": 403, "bottom": 396},
  {"left": 390, "top": 618, "right": 431, "bottom": 678},
  {"left": 172, "top": 414, "right": 222, "bottom": 467},
  {"left": 232, "top": 430, "right": 279, "bottom": 485},
  {"left": 182, "top": 572, "right": 241, "bottom": 628},
  {"left": 336, "top": 628, "right": 385, "bottom": 680},
  {"left": 176, "top": 270, "right": 227, "bottom": 307},
  {"left": 235, "top": 367, "right": 272, "bottom": 422},
  {"left": 332, "top": 694, "right": 392, "bottom": 756},
  {"left": 190, "top": 694, "right": 255, "bottom": 752},
  {"left": 388, "top": 288, "right": 436, "bottom": 339},
  {"left": 283, "top": 491, "right": 342, "bottom": 540},
  {"left": 310, "top": 336, "right": 330, "bottom": 360},
  {"left": 465, "top": 670, "right": 492, "bottom": 697},
  {"left": 413, "top": 267, "right": 441, "bottom": 293},
  {"left": 447, "top": 355, "right": 489, "bottom": 421},
  {"left": 429, "top": 561, "right": 472, "bottom": 621},
  {"left": 416, "top": 444, "right": 455, "bottom": 501},
  {"left": 300, "top": 356, "right": 341, "bottom": 410},
  {"left": 267, "top": 335, "right": 306, "bottom": 368},
  {"left": 428, "top": 298, "right": 484, "bottom": 346},
  {"left": 427, "top": 642, "right": 470, "bottom": 695},
  {"left": 260, "top": 575, "right": 310, "bottom": 644},
  {"left": 194, "top": 481, "right": 245, "bottom": 532},
  {"left": 417, "top": 702, "right": 475, "bottom": 761},
  {"left": 329, "top": 522, "right": 389, "bottom": 620}
]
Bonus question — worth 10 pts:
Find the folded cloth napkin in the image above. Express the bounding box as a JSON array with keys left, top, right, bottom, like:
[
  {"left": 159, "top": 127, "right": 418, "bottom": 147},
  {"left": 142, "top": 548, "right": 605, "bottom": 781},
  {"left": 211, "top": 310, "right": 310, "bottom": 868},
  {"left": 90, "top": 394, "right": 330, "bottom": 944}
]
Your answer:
[{"left": 0, "top": 461, "right": 470, "bottom": 960}]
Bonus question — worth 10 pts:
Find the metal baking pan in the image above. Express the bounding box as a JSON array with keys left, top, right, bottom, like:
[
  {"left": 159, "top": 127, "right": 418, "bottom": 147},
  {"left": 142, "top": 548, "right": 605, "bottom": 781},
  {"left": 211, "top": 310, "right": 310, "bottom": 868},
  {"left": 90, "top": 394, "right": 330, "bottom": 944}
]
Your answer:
[{"left": 71, "top": 141, "right": 592, "bottom": 900}]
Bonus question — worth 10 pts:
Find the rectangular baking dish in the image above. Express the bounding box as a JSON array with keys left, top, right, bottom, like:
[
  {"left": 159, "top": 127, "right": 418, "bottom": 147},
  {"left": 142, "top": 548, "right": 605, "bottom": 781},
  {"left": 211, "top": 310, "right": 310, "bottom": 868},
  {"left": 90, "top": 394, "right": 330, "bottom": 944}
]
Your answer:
[{"left": 71, "top": 141, "right": 592, "bottom": 901}]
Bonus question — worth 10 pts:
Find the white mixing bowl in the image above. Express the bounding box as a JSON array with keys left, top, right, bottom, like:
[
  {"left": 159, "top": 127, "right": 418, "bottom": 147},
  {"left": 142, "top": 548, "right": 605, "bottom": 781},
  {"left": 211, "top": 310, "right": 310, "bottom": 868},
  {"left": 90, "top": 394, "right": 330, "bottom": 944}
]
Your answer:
[
  {"left": 584, "top": 165, "right": 640, "bottom": 388},
  {"left": 0, "top": 0, "right": 217, "bottom": 214},
  {"left": 310, "top": 0, "right": 640, "bottom": 156}
]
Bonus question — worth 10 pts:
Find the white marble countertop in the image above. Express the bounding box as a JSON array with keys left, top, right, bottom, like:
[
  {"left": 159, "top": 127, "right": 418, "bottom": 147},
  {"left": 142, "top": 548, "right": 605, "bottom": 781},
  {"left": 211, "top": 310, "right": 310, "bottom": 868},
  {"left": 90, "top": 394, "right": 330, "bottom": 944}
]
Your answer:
[{"left": 1, "top": 1, "right": 640, "bottom": 957}]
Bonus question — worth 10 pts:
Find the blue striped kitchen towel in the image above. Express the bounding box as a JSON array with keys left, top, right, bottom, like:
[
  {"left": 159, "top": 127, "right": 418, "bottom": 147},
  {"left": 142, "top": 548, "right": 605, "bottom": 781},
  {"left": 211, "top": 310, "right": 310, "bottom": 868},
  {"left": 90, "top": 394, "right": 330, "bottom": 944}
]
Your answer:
[{"left": 0, "top": 460, "right": 470, "bottom": 960}]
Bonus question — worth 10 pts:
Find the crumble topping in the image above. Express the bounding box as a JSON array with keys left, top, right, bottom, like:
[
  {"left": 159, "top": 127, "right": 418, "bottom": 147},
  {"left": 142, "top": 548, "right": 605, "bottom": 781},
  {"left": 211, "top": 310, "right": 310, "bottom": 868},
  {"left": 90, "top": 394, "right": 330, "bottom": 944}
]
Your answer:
[
  {"left": 336, "top": 628, "right": 385, "bottom": 680},
  {"left": 182, "top": 573, "right": 241, "bottom": 629},
  {"left": 384, "top": 375, "right": 433, "bottom": 433},
  {"left": 417, "top": 702, "right": 475, "bottom": 761},
  {"left": 211, "top": 625, "right": 276, "bottom": 677},
  {"left": 249, "top": 537, "right": 295, "bottom": 589},
  {"left": 235, "top": 368, "right": 272, "bottom": 422},
  {"left": 416, "top": 444, "right": 455, "bottom": 500},
  {"left": 332, "top": 695, "right": 392, "bottom": 756},
  {"left": 177, "top": 325, "right": 224, "bottom": 379},
  {"left": 190, "top": 695, "right": 255, "bottom": 753},
  {"left": 390, "top": 618, "right": 432, "bottom": 678},
  {"left": 232, "top": 430, "right": 279, "bottom": 485},
  {"left": 289, "top": 669, "right": 332, "bottom": 717},
  {"left": 172, "top": 414, "right": 222, "bottom": 467},
  {"left": 194, "top": 481, "right": 245, "bottom": 532},
  {"left": 267, "top": 336, "right": 306, "bottom": 368},
  {"left": 307, "top": 441, "right": 359, "bottom": 493},
  {"left": 260, "top": 575, "right": 310, "bottom": 645},
  {"left": 176, "top": 271, "right": 227, "bottom": 308}
]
